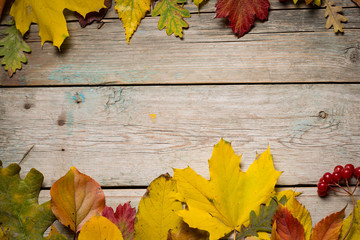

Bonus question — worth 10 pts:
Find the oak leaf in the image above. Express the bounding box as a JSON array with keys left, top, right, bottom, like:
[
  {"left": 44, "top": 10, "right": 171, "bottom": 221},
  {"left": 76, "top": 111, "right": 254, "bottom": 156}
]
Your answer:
[
  {"left": 102, "top": 202, "right": 136, "bottom": 240},
  {"left": 0, "top": 22, "right": 31, "bottom": 77},
  {"left": 10, "top": 0, "right": 105, "bottom": 48},
  {"left": 50, "top": 166, "right": 105, "bottom": 233},
  {"left": 115, "top": 0, "right": 151, "bottom": 43},
  {"left": 152, "top": 0, "right": 190, "bottom": 38},
  {"left": 215, "top": 0, "right": 270, "bottom": 37},
  {"left": 324, "top": 0, "right": 347, "bottom": 33},
  {"left": 78, "top": 215, "right": 124, "bottom": 240},
  {"left": 310, "top": 207, "right": 345, "bottom": 240},
  {"left": 75, "top": 0, "right": 112, "bottom": 28},
  {"left": 134, "top": 174, "right": 183, "bottom": 240},
  {"left": 173, "top": 139, "right": 282, "bottom": 240},
  {"left": 0, "top": 160, "right": 57, "bottom": 239},
  {"left": 285, "top": 196, "right": 312, "bottom": 240},
  {"left": 340, "top": 199, "right": 360, "bottom": 240},
  {"left": 271, "top": 204, "right": 305, "bottom": 240}
]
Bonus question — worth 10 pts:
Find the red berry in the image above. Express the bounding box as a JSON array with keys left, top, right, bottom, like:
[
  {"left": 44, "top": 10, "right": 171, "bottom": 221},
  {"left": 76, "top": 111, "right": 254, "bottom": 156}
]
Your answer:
[
  {"left": 354, "top": 167, "right": 360, "bottom": 179},
  {"left": 332, "top": 172, "right": 342, "bottom": 182},
  {"left": 317, "top": 182, "right": 328, "bottom": 192},
  {"left": 334, "top": 165, "right": 344, "bottom": 173},
  {"left": 319, "top": 177, "right": 326, "bottom": 183},
  {"left": 341, "top": 168, "right": 352, "bottom": 180},
  {"left": 344, "top": 164, "right": 355, "bottom": 173},
  {"left": 323, "top": 172, "right": 333, "bottom": 184},
  {"left": 317, "top": 189, "right": 327, "bottom": 197}
]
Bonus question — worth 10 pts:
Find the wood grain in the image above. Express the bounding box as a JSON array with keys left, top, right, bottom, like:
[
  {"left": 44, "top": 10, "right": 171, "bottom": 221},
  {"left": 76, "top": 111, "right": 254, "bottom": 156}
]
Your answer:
[
  {"left": 1, "top": 7, "right": 359, "bottom": 85},
  {"left": 1, "top": 85, "right": 359, "bottom": 187},
  {"left": 37, "top": 188, "right": 359, "bottom": 238}
]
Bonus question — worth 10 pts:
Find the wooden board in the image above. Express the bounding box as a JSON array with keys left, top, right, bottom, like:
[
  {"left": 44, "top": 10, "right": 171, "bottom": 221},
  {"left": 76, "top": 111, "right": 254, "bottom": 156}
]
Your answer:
[
  {"left": 1, "top": 84, "right": 359, "bottom": 187},
  {"left": 1, "top": 0, "right": 359, "bottom": 85},
  {"left": 37, "top": 188, "right": 359, "bottom": 238}
]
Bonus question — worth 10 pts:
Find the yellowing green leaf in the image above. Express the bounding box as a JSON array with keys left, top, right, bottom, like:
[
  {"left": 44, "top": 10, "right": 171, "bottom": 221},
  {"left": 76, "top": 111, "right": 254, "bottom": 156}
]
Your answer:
[
  {"left": 134, "top": 174, "right": 182, "bottom": 240},
  {"left": 193, "top": 0, "right": 205, "bottom": 8},
  {"left": 152, "top": 0, "right": 190, "bottom": 38},
  {"left": 340, "top": 199, "right": 360, "bottom": 240},
  {"left": 285, "top": 196, "right": 312, "bottom": 240},
  {"left": 324, "top": 0, "right": 347, "bottom": 33},
  {"left": 0, "top": 22, "right": 31, "bottom": 77},
  {"left": 173, "top": 139, "right": 282, "bottom": 240},
  {"left": 10, "top": 0, "right": 105, "bottom": 48},
  {"left": 50, "top": 166, "right": 105, "bottom": 233},
  {"left": 78, "top": 215, "right": 124, "bottom": 240},
  {"left": 115, "top": 0, "right": 150, "bottom": 43}
]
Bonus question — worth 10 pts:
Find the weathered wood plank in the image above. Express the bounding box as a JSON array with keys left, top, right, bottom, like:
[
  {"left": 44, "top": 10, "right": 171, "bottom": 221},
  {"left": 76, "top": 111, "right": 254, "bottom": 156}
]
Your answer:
[
  {"left": 37, "top": 188, "right": 359, "bottom": 238},
  {"left": 1, "top": 85, "right": 359, "bottom": 187},
  {"left": 1, "top": 6, "right": 359, "bottom": 85}
]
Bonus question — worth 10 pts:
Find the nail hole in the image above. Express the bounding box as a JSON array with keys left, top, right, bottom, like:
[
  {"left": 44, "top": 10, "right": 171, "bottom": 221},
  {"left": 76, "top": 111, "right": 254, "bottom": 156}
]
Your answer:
[
  {"left": 319, "top": 111, "right": 327, "bottom": 119},
  {"left": 57, "top": 119, "right": 66, "bottom": 126},
  {"left": 24, "top": 103, "right": 32, "bottom": 109}
]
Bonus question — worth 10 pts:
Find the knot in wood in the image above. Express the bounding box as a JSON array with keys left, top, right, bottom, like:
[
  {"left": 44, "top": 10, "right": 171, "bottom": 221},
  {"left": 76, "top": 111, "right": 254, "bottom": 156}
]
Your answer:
[
  {"left": 319, "top": 111, "right": 327, "bottom": 119},
  {"left": 345, "top": 47, "right": 359, "bottom": 64}
]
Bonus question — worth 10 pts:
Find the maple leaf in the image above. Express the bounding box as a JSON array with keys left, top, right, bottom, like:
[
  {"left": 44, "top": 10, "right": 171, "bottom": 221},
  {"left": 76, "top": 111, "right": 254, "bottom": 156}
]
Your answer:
[
  {"left": 0, "top": 160, "right": 57, "bottom": 239},
  {"left": 115, "top": 0, "right": 151, "bottom": 43},
  {"left": 237, "top": 196, "right": 288, "bottom": 239},
  {"left": 0, "top": 22, "right": 31, "bottom": 77},
  {"left": 10, "top": 0, "right": 105, "bottom": 49},
  {"left": 310, "top": 207, "right": 345, "bottom": 240},
  {"left": 74, "top": 0, "right": 112, "bottom": 28},
  {"left": 215, "top": 0, "right": 270, "bottom": 37},
  {"left": 50, "top": 166, "right": 105, "bottom": 233},
  {"left": 78, "top": 215, "right": 124, "bottom": 240},
  {"left": 324, "top": 0, "right": 347, "bottom": 33},
  {"left": 102, "top": 202, "right": 136, "bottom": 240},
  {"left": 152, "top": 0, "right": 190, "bottom": 38},
  {"left": 340, "top": 199, "right": 360, "bottom": 240},
  {"left": 134, "top": 174, "right": 183, "bottom": 240},
  {"left": 173, "top": 139, "right": 282, "bottom": 240},
  {"left": 271, "top": 204, "right": 305, "bottom": 240}
]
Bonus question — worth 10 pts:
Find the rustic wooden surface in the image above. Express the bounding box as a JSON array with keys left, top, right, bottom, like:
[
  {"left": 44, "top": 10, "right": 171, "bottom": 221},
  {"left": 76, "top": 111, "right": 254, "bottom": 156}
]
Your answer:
[{"left": 0, "top": 0, "right": 359, "bottom": 235}]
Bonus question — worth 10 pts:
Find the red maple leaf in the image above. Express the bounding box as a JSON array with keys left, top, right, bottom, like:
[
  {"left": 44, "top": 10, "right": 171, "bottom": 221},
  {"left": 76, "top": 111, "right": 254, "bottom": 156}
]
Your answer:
[
  {"left": 102, "top": 202, "right": 136, "bottom": 240},
  {"left": 215, "top": 0, "right": 270, "bottom": 37}
]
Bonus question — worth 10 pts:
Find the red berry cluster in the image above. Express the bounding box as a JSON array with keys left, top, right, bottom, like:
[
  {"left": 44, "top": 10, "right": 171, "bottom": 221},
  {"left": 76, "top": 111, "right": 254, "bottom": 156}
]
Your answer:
[{"left": 317, "top": 164, "right": 360, "bottom": 197}]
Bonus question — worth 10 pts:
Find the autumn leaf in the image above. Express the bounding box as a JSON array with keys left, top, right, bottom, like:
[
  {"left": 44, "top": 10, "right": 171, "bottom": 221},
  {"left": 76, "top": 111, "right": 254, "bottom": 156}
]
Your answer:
[
  {"left": 10, "top": 0, "right": 105, "bottom": 48},
  {"left": 285, "top": 196, "right": 312, "bottom": 240},
  {"left": 0, "top": 0, "right": 5, "bottom": 19},
  {"left": 215, "top": 0, "right": 270, "bottom": 37},
  {"left": 78, "top": 215, "right": 124, "bottom": 240},
  {"left": 340, "top": 199, "right": 360, "bottom": 240},
  {"left": 152, "top": 0, "right": 190, "bottom": 38},
  {"left": 102, "top": 202, "right": 136, "bottom": 240},
  {"left": 0, "top": 160, "right": 57, "bottom": 239},
  {"left": 75, "top": 0, "right": 112, "bottom": 28},
  {"left": 115, "top": 0, "right": 151, "bottom": 43},
  {"left": 134, "top": 174, "right": 183, "bottom": 240},
  {"left": 173, "top": 139, "right": 282, "bottom": 240},
  {"left": 352, "top": 0, "right": 360, "bottom": 7},
  {"left": 45, "top": 225, "right": 67, "bottom": 240},
  {"left": 324, "top": 0, "right": 347, "bottom": 33},
  {"left": 271, "top": 204, "right": 305, "bottom": 240},
  {"left": 50, "top": 166, "right": 105, "bottom": 233},
  {"left": 310, "top": 207, "right": 345, "bottom": 240},
  {"left": 0, "top": 22, "right": 31, "bottom": 77},
  {"left": 168, "top": 221, "right": 208, "bottom": 240}
]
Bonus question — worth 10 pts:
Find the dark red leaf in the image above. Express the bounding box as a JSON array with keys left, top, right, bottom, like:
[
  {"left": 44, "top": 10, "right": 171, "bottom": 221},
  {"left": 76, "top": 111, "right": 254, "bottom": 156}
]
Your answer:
[
  {"left": 273, "top": 205, "right": 305, "bottom": 240},
  {"left": 74, "top": 0, "right": 112, "bottom": 28},
  {"left": 215, "top": 0, "right": 270, "bottom": 37}
]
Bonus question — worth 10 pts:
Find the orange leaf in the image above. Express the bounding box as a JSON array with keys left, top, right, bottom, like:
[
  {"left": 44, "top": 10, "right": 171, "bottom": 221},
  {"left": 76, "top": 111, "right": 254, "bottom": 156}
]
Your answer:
[
  {"left": 310, "top": 207, "right": 345, "bottom": 240},
  {"left": 168, "top": 221, "right": 208, "bottom": 240},
  {"left": 272, "top": 205, "right": 305, "bottom": 240},
  {"left": 50, "top": 167, "right": 105, "bottom": 233}
]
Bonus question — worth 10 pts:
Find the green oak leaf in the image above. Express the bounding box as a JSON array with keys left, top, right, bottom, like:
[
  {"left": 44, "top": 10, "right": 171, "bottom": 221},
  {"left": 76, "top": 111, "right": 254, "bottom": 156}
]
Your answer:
[
  {"left": 0, "top": 160, "right": 58, "bottom": 240},
  {"left": 0, "top": 22, "right": 31, "bottom": 77},
  {"left": 152, "top": 0, "right": 190, "bottom": 38}
]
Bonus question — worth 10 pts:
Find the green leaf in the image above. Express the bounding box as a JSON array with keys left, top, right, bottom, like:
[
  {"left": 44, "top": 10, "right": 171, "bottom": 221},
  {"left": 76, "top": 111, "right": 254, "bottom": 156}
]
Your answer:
[
  {"left": 0, "top": 160, "right": 56, "bottom": 240},
  {"left": 151, "top": 0, "right": 190, "bottom": 38},
  {"left": 237, "top": 196, "right": 289, "bottom": 239},
  {"left": 0, "top": 22, "right": 31, "bottom": 77}
]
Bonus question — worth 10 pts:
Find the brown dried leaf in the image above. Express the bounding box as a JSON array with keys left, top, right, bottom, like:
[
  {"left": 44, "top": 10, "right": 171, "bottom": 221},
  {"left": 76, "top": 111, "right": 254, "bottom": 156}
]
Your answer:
[{"left": 324, "top": 0, "right": 347, "bottom": 33}]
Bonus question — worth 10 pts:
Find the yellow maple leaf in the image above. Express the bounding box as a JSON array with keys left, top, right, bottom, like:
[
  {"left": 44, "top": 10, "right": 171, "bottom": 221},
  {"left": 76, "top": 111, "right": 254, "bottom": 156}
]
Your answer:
[
  {"left": 285, "top": 196, "right": 312, "bottom": 240},
  {"left": 134, "top": 174, "right": 183, "bottom": 240},
  {"left": 340, "top": 199, "right": 360, "bottom": 240},
  {"left": 78, "top": 215, "right": 124, "bottom": 240},
  {"left": 173, "top": 139, "right": 282, "bottom": 240},
  {"left": 115, "top": 0, "right": 150, "bottom": 44},
  {"left": 10, "top": 0, "right": 105, "bottom": 49}
]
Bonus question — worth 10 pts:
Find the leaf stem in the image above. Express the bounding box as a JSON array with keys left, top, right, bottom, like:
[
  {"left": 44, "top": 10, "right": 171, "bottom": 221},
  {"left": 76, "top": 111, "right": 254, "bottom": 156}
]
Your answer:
[
  {"left": 234, "top": 229, "right": 236, "bottom": 240},
  {"left": 340, "top": 179, "right": 356, "bottom": 240}
]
